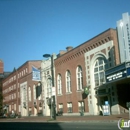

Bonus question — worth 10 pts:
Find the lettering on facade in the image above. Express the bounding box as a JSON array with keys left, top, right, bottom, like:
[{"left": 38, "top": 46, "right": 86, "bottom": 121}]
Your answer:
[
  {"left": 126, "top": 23, "right": 130, "bottom": 54},
  {"left": 106, "top": 70, "right": 127, "bottom": 82}
]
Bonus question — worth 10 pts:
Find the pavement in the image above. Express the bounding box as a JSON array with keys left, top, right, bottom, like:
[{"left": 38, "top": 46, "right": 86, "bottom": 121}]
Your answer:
[{"left": 0, "top": 113, "right": 129, "bottom": 123}]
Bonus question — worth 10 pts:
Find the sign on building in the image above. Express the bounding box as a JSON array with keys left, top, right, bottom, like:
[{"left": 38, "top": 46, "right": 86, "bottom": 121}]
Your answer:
[
  {"left": 105, "top": 62, "right": 130, "bottom": 83},
  {"left": 32, "top": 66, "right": 41, "bottom": 81}
]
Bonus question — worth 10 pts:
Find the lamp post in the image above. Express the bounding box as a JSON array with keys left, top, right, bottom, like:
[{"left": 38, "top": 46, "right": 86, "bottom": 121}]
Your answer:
[{"left": 43, "top": 54, "right": 56, "bottom": 120}]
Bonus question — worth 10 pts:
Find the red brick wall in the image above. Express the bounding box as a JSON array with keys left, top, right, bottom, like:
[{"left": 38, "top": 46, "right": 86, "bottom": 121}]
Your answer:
[
  {"left": 54, "top": 28, "right": 120, "bottom": 114},
  {"left": 55, "top": 53, "right": 88, "bottom": 113},
  {"left": 0, "top": 60, "right": 3, "bottom": 73},
  {"left": 2, "top": 60, "right": 41, "bottom": 114}
]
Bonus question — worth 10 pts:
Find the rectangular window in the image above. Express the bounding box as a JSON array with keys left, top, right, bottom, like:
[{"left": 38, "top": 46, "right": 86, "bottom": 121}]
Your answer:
[
  {"left": 9, "top": 105, "right": 11, "bottom": 111},
  {"left": 66, "top": 78, "right": 71, "bottom": 92},
  {"left": 18, "top": 92, "right": 20, "bottom": 98},
  {"left": 14, "top": 104, "right": 16, "bottom": 110},
  {"left": 26, "top": 68, "right": 28, "bottom": 73},
  {"left": 67, "top": 102, "right": 72, "bottom": 113},
  {"left": 99, "top": 72, "right": 105, "bottom": 84},
  {"left": 94, "top": 73, "right": 99, "bottom": 86},
  {"left": 12, "top": 94, "right": 13, "bottom": 99},
  {"left": 58, "top": 78, "right": 62, "bottom": 94},
  {"left": 14, "top": 84, "right": 16, "bottom": 89},
  {"left": 78, "top": 101, "right": 84, "bottom": 112},
  {"left": 59, "top": 104, "right": 63, "bottom": 112}
]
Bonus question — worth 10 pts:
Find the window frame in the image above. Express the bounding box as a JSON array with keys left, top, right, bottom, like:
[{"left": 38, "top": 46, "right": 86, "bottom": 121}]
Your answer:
[
  {"left": 66, "top": 70, "right": 71, "bottom": 93},
  {"left": 57, "top": 74, "right": 62, "bottom": 95},
  {"left": 76, "top": 66, "right": 83, "bottom": 90}
]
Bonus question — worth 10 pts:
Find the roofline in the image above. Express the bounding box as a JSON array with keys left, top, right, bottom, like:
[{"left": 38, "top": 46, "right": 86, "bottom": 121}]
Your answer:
[
  {"left": 56, "top": 28, "right": 116, "bottom": 59},
  {"left": 2, "top": 60, "right": 41, "bottom": 80},
  {"left": 17, "top": 60, "right": 41, "bottom": 70}
]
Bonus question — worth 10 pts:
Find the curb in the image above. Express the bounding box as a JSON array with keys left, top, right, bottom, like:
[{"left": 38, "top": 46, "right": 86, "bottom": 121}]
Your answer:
[{"left": 0, "top": 119, "right": 118, "bottom": 123}]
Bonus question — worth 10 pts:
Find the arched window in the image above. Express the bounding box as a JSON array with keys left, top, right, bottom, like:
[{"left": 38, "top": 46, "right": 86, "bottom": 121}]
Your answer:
[
  {"left": 57, "top": 74, "right": 62, "bottom": 94},
  {"left": 76, "top": 66, "right": 83, "bottom": 90},
  {"left": 28, "top": 87, "right": 31, "bottom": 101},
  {"left": 66, "top": 70, "right": 71, "bottom": 92},
  {"left": 94, "top": 57, "right": 106, "bottom": 87}
]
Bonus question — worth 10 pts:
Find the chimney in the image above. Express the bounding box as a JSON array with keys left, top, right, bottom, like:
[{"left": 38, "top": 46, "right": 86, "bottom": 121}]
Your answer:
[
  {"left": 59, "top": 50, "right": 67, "bottom": 56},
  {"left": 66, "top": 46, "right": 73, "bottom": 51},
  {"left": 0, "top": 60, "right": 3, "bottom": 73}
]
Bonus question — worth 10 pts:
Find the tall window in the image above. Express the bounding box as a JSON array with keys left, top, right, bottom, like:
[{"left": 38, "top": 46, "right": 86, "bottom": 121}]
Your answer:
[
  {"left": 14, "top": 104, "right": 16, "bottom": 111},
  {"left": 28, "top": 87, "right": 31, "bottom": 101},
  {"left": 78, "top": 101, "right": 84, "bottom": 112},
  {"left": 57, "top": 74, "right": 62, "bottom": 94},
  {"left": 47, "top": 78, "right": 52, "bottom": 98},
  {"left": 66, "top": 70, "right": 71, "bottom": 92},
  {"left": 59, "top": 104, "right": 63, "bottom": 112},
  {"left": 94, "top": 57, "right": 106, "bottom": 87},
  {"left": 33, "top": 85, "right": 36, "bottom": 100},
  {"left": 67, "top": 102, "right": 73, "bottom": 113},
  {"left": 76, "top": 66, "right": 83, "bottom": 90},
  {"left": 9, "top": 105, "right": 11, "bottom": 111},
  {"left": 23, "top": 87, "right": 26, "bottom": 102}
]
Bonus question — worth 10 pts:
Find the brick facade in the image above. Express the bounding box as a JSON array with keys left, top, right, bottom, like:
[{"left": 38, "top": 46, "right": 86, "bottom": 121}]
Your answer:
[
  {"left": 2, "top": 60, "right": 41, "bottom": 116},
  {"left": 54, "top": 28, "right": 120, "bottom": 115},
  {"left": 0, "top": 60, "right": 3, "bottom": 74}
]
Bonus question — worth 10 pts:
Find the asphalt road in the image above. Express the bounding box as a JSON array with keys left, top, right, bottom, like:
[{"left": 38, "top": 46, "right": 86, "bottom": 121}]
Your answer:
[{"left": 1, "top": 122, "right": 129, "bottom": 130}]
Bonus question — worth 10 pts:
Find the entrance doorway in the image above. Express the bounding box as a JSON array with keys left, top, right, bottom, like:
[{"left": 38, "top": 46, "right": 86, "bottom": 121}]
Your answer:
[
  {"left": 117, "top": 83, "right": 130, "bottom": 113},
  {"left": 99, "top": 96, "right": 109, "bottom": 115}
]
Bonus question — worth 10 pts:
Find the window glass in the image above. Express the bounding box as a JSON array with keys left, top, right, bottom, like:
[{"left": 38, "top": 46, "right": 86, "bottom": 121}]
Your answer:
[
  {"left": 77, "top": 66, "right": 83, "bottom": 90},
  {"left": 94, "top": 57, "right": 106, "bottom": 87}
]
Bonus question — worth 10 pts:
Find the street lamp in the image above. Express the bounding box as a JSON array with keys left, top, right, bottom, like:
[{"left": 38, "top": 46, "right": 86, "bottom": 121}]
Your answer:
[{"left": 43, "top": 54, "right": 56, "bottom": 120}]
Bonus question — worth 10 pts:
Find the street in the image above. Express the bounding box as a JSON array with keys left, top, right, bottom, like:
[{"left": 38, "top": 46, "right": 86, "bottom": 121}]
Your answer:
[{"left": 0, "top": 122, "right": 129, "bottom": 130}]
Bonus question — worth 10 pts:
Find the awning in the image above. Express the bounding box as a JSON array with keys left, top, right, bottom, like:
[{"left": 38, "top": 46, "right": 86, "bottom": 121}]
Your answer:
[{"left": 95, "top": 93, "right": 110, "bottom": 97}]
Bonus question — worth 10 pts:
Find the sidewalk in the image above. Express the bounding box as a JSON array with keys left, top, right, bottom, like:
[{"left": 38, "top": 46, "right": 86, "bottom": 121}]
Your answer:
[{"left": 0, "top": 113, "right": 129, "bottom": 123}]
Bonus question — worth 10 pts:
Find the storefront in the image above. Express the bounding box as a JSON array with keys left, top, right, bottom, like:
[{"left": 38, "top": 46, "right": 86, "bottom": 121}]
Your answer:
[{"left": 105, "top": 61, "right": 130, "bottom": 114}]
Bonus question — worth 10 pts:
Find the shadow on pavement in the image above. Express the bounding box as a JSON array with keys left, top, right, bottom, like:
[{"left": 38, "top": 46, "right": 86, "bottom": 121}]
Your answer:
[{"left": 0, "top": 122, "right": 62, "bottom": 130}]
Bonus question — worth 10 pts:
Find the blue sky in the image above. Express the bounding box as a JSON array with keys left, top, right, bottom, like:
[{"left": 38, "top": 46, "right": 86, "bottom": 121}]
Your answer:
[{"left": 0, "top": 0, "right": 130, "bottom": 71}]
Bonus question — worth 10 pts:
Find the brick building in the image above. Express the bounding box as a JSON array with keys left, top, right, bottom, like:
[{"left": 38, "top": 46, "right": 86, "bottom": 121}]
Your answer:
[
  {"left": 54, "top": 28, "right": 120, "bottom": 115},
  {"left": 0, "top": 60, "right": 11, "bottom": 113},
  {"left": 2, "top": 60, "right": 41, "bottom": 116},
  {"left": 0, "top": 60, "right": 4, "bottom": 74}
]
